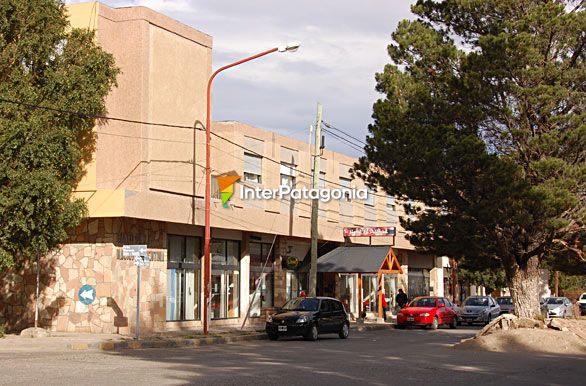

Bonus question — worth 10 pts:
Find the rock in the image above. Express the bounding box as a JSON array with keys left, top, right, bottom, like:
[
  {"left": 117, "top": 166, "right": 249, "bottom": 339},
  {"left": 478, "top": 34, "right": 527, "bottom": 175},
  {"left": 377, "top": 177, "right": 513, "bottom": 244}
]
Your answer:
[
  {"left": 19, "top": 327, "right": 50, "bottom": 338},
  {"left": 548, "top": 318, "right": 565, "bottom": 331}
]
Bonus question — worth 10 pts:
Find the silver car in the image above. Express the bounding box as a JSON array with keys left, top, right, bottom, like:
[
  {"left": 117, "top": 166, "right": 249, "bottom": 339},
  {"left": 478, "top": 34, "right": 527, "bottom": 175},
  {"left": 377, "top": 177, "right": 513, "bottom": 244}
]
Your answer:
[
  {"left": 545, "top": 297, "right": 573, "bottom": 318},
  {"left": 460, "top": 296, "right": 501, "bottom": 325},
  {"left": 496, "top": 296, "right": 514, "bottom": 314}
]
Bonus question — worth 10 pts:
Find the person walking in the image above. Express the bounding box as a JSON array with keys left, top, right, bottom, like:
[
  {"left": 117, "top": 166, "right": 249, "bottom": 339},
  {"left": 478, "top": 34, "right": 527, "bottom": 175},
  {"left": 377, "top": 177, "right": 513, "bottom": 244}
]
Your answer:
[{"left": 396, "top": 288, "right": 408, "bottom": 310}]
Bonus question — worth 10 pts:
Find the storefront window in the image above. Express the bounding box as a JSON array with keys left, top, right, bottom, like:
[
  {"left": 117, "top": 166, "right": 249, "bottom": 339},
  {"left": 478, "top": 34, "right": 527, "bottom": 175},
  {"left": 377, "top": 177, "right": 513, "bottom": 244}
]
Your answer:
[
  {"left": 166, "top": 235, "right": 201, "bottom": 321},
  {"left": 408, "top": 268, "right": 430, "bottom": 299},
  {"left": 362, "top": 274, "right": 378, "bottom": 313},
  {"left": 340, "top": 274, "right": 358, "bottom": 316},
  {"left": 286, "top": 271, "right": 308, "bottom": 301},
  {"left": 249, "top": 242, "right": 274, "bottom": 317},
  {"left": 384, "top": 274, "right": 398, "bottom": 311},
  {"left": 211, "top": 239, "right": 240, "bottom": 319}
]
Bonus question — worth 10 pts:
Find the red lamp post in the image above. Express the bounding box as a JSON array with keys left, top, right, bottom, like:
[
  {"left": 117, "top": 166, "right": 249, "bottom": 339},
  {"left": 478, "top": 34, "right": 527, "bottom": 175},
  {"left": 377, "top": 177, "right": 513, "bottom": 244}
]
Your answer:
[{"left": 203, "top": 42, "right": 300, "bottom": 335}]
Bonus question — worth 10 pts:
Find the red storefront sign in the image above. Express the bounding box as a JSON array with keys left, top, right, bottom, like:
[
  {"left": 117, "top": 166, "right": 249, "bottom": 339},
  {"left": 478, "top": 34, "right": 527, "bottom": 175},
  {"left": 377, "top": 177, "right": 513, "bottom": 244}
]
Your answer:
[{"left": 343, "top": 226, "right": 396, "bottom": 237}]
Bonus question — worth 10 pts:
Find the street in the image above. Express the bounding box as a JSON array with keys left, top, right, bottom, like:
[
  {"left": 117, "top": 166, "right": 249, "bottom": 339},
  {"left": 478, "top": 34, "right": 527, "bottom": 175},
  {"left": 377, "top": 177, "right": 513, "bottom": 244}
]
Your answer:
[{"left": 1, "top": 326, "right": 584, "bottom": 386}]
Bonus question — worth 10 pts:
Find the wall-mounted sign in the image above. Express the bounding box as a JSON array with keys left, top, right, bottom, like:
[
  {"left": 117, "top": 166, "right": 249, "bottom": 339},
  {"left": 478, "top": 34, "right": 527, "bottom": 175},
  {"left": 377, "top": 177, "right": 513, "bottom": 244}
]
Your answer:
[
  {"left": 286, "top": 256, "right": 300, "bottom": 269},
  {"left": 78, "top": 284, "right": 96, "bottom": 305},
  {"left": 343, "top": 226, "right": 396, "bottom": 238}
]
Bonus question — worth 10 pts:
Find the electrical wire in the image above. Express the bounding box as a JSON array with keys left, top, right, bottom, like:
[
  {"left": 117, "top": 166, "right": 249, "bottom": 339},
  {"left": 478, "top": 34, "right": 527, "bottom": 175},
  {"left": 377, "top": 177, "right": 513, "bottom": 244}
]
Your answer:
[
  {"left": 321, "top": 127, "right": 365, "bottom": 153},
  {"left": 322, "top": 121, "right": 368, "bottom": 147},
  {"left": 0, "top": 97, "right": 391, "bottom": 198}
]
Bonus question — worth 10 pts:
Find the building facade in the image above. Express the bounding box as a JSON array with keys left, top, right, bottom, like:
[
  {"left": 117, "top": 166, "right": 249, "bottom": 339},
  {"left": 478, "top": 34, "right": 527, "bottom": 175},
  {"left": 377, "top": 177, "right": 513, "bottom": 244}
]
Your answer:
[{"left": 0, "top": 2, "right": 445, "bottom": 333}]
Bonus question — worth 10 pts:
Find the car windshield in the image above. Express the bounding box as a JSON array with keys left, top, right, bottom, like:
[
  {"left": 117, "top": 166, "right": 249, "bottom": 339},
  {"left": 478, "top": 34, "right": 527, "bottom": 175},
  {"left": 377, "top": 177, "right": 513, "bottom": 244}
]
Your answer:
[
  {"left": 497, "top": 297, "right": 512, "bottom": 305},
  {"left": 547, "top": 298, "right": 564, "bottom": 305},
  {"left": 282, "top": 298, "right": 319, "bottom": 311},
  {"left": 464, "top": 298, "right": 489, "bottom": 307},
  {"left": 408, "top": 298, "right": 437, "bottom": 307},
  {"left": 581, "top": 294, "right": 586, "bottom": 300}
]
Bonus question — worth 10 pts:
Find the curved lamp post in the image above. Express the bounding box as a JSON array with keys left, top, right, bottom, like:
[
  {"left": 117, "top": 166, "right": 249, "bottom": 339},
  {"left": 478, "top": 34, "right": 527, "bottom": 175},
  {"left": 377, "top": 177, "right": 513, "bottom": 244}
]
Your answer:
[{"left": 203, "top": 42, "right": 300, "bottom": 334}]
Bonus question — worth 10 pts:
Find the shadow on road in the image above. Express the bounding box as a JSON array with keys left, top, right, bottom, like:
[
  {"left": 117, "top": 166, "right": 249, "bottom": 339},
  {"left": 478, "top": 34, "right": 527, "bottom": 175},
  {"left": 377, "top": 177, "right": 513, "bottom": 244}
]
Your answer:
[{"left": 101, "top": 327, "right": 586, "bottom": 385}]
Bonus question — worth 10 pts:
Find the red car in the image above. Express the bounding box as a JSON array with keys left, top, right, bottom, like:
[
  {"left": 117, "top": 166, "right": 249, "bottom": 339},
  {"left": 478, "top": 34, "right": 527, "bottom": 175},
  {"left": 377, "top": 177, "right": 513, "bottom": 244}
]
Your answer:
[{"left": 395, "top": 296, "right": 458, "bottom": 329}]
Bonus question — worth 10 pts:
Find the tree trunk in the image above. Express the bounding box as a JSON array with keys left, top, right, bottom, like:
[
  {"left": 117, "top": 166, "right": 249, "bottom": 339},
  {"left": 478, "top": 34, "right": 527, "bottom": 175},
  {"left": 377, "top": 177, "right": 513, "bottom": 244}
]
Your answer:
[{"left": 507, "top": 256, "right": 541, "bottom": 318}]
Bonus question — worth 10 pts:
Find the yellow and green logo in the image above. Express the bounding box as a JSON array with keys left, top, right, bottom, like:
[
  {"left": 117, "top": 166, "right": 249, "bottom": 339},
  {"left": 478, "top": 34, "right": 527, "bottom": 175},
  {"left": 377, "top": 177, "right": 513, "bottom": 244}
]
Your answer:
[{"left": 217, "top": 175, "right": 240, "bottom": 208}]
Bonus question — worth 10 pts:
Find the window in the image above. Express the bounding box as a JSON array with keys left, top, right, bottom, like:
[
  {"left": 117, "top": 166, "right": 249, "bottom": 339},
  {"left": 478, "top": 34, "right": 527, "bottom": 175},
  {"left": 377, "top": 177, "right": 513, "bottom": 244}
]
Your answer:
[
  {"left": 386, "top": 195, "right": 397, "bottom": 225},
  {"left": 249, "top": 242, "right": 275, "bottom": 317},
  {"left": 166, "top": 235, "right": 201, "bottom": 321},
  {"left": 280, "top": 162, "right": 296, "bottom": 188},
  {"left": 365, "top": 188, "right": 375, "bottom": 206},
  {"left": 286, "top": 271, "right": 308, "bottom": 301},
  {"left": 244, "top": 153, "right": 262, "bottom": 183},
  {"left": 211, "top": 239, "right": 240, "bottom": 319},
  {"left": 339, "top": 177, "right": 352, "bottom": 201}
]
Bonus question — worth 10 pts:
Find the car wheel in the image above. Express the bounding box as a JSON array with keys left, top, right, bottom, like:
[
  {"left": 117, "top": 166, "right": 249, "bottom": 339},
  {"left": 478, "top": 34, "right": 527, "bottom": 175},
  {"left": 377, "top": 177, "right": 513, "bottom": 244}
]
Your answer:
[
  {"left": 429, "top": 316, "right": 439, "bottom": 330},
  {"left": 267, "top": 333, "right": 278, "bottom": 341},
  {"left": 339, "top": 322, "right": 349, "bottom": 339},
  {"left": 395, "top": 324, "right": 405, "bottom": 329},
  {"left": 305, "top": 325, "right": 318, "bottom": 341},
  {"left": 449, "top": 317, "right": 457, "bottom": 329}
]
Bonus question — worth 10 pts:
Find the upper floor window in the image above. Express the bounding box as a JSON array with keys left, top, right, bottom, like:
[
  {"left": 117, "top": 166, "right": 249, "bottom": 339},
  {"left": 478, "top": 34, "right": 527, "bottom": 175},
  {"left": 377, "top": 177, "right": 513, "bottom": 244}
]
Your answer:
[
  {"left": 365, "top": 187, "right": 375, "bottom": 206},
  {"left": 244, "top": 153, "right": 262, "bottom": 183},
  {"left": 280, "top": 162, "right": 296, "bottom": 187},
  {"left": 339, "top": 177, "right": 352, "bottom": 202}
]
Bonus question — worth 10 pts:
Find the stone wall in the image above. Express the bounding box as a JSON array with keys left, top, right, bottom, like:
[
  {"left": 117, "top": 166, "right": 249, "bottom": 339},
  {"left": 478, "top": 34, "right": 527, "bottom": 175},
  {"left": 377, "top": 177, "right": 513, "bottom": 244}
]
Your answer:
[{"left": 0, "top": 218, "right": 167, "bottom": 333}]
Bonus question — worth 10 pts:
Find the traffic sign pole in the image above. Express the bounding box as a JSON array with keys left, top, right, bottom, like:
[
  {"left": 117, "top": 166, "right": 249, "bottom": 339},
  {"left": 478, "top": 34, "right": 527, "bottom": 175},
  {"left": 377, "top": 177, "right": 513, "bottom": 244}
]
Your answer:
[{"left": 136, "top": 265, "right": 140, "bottom": 340}]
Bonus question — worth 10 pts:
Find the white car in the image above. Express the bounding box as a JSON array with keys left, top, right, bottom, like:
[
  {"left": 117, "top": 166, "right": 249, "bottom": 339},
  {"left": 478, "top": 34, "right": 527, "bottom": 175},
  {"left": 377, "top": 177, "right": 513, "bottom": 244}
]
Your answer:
[
  {"left": 578, "top": 293, "right": 586, "bottom": 316},
  {"left": 545, "top": 297, "right": 573, "bottom": 318}
]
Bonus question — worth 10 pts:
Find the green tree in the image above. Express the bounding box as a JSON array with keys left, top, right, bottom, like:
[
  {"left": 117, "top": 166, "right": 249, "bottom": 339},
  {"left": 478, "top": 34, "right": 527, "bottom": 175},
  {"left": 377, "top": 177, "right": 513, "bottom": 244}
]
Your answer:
[
  {"left": 355, "top": 0, "right": 585, "bottom": 318},
  {"left": 0, "top": 0, "right": 118, "bottom": 270}
]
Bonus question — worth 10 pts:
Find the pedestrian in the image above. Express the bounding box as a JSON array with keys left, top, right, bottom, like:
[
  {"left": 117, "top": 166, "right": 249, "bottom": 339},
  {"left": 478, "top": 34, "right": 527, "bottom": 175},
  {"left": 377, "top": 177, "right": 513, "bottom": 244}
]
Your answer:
[
  {"left": 381, "top": 290, "right": 388, "bottom": 321},
  {"left": 396, "top": 288, "right": 408, "bottom": 309}
]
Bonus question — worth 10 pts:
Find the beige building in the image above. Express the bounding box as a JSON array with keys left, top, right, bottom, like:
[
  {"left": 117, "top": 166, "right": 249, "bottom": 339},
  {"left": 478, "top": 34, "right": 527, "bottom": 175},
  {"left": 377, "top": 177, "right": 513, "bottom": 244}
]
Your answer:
[{"left": 0, "top": 2, "right": 445, "bottom": 333}]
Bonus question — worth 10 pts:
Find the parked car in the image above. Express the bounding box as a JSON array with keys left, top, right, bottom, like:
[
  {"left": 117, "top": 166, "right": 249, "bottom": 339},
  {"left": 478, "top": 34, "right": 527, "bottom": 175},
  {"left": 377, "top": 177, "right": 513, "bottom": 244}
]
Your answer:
[
  {"left": 496, "top": 296, "right": 514, "bottom": 314},
  {"left": 395, "top": 296, "right": 458, "bottom": 329},
  {"left": 460, "top": 296, "right": 501, "bottom": 325},
  {"left": 545, "top": 297, "right": 573, "bottom": 318},
  {"left": 577, "top": 293, "right": 586, "bottom": 316},
  {"left": 265, "top": 297, "right": 349, "bottom": 341},
  {"left": 445, "top": 298, "right": 463, "bottom": 325}
]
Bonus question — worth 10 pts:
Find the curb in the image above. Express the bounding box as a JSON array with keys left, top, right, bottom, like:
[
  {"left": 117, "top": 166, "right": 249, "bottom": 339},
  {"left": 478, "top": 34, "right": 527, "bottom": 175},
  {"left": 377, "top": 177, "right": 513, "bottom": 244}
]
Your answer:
[
  {"left": 352, "top": 323, "right": 394, "bottom": 332},
  {"left": 67, "top": 324, "right": 393, "bottom": 351},
  {"left": 68, "top": 333, "right": 267, "bottom": 351}
]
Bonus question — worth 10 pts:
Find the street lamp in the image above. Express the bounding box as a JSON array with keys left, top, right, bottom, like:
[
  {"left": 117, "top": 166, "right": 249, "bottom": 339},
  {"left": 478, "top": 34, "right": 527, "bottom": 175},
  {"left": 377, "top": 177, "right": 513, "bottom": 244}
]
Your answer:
[{"left": 203, "top": 42, "right": 300, "bottom": 335}]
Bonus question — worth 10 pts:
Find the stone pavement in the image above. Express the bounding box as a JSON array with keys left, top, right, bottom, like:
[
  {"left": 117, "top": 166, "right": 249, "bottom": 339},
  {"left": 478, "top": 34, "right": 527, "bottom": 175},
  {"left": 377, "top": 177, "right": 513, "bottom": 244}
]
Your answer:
[{"left": 0, "top": 321, "right": 393, "bottom": 352}]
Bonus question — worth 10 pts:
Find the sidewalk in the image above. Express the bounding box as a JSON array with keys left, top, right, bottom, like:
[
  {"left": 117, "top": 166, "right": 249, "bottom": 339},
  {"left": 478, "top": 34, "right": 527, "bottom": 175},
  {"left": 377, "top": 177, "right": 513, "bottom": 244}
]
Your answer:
[{"left": 0, "top": 321, "right": 393, "bottom": 352}]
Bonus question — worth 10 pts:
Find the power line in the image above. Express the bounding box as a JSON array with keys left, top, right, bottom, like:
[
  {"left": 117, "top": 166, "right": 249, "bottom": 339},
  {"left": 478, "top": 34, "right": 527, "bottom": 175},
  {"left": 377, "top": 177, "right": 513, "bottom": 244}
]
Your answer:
[
  {"left": 0, "top": 97, "right": 198, "bottom": 130},
  {"left": 321, "top": 127, "right": 365, "bottom": 153},
  {"left": 322, "top": 121, "right": 368, "bottom": 147},
  {"left": 0, "top": 97, "right": 390, "bottom": 198}
]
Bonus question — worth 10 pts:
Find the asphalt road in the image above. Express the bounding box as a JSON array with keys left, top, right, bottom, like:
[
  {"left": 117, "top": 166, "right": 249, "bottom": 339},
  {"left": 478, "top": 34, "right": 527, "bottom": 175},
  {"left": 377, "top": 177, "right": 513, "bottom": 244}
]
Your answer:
[{"left": 1, "top": 326, "right": 584, "bottom": 386}]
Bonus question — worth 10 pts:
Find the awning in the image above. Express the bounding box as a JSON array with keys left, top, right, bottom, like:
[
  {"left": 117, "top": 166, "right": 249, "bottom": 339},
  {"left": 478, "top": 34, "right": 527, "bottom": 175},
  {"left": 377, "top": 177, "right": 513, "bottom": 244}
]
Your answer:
[{"left": 317, "top": 245, "right": 403, "bottom": 274}]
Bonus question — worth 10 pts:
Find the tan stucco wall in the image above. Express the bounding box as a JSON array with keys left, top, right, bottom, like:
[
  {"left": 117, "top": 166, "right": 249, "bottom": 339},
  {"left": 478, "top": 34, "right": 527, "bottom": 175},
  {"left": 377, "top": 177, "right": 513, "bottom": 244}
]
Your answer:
[{"left": 67, "top": 3, "right": 415, "bottom": 249}]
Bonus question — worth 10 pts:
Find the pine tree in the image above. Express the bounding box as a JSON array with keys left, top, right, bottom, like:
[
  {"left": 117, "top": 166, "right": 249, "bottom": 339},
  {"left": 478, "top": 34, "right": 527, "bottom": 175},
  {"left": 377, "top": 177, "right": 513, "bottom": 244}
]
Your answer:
[
  {"left": 0, "top": 0, "right": 118, "bottom": 270},
  {"left": 355, "top": 0, "right": 585, "bottom": 318}
]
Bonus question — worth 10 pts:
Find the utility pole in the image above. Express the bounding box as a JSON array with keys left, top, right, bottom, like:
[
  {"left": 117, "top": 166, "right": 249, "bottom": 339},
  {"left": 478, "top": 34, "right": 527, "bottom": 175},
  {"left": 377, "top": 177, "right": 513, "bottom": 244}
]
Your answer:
[{"left": 309, "top": 102, "right": 322, "bottom": 297}]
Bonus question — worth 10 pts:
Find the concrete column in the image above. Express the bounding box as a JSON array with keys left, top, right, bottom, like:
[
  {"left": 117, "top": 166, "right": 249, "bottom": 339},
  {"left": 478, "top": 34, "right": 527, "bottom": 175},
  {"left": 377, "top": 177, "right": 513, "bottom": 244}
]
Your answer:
[{"left": 239, "top": 233, "right": 250, "bottom": 319}]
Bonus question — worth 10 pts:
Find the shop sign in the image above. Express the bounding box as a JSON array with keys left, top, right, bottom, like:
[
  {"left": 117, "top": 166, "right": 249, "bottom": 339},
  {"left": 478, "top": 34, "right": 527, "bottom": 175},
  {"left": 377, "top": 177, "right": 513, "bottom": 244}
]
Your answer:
[
  {"left": 343, "top": 226, "right": 396, "bottom": 237},
  {"left": 286, "top": 256, "right": 299, "bottom": 269}
]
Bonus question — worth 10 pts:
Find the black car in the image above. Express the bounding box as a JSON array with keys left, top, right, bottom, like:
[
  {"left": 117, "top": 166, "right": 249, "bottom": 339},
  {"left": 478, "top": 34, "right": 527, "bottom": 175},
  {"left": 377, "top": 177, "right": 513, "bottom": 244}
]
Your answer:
[{"left": 266, "top": 297, "right": 349, "bottom": 341}]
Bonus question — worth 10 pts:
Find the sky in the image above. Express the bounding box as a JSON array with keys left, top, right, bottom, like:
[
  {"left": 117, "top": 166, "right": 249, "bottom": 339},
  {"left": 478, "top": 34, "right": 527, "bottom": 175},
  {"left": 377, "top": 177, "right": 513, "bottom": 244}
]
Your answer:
[{"left": 66, "top": 0, "right": 417, "bottom": 156}]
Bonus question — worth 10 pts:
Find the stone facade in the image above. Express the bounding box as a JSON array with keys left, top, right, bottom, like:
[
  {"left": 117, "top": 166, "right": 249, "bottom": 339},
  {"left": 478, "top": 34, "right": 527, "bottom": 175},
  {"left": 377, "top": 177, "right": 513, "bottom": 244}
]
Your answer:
[{"left": 0, "top": 218, "right": 166, "bottom": 333}]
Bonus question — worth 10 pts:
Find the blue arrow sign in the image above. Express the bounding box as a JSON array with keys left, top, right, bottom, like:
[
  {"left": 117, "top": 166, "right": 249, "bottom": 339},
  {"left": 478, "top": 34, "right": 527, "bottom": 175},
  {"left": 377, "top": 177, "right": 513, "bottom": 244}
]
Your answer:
[{"left": 78, "top": 284, "right": 96, "bottom": 305}]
